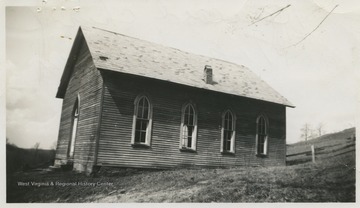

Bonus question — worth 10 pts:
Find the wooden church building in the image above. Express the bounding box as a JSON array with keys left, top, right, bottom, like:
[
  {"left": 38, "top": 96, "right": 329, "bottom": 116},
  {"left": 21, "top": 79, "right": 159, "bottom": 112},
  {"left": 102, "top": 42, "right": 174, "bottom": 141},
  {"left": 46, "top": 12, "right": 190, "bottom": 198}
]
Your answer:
[{"left": 54, "top": 26, "right": 294, "bottom": 173}]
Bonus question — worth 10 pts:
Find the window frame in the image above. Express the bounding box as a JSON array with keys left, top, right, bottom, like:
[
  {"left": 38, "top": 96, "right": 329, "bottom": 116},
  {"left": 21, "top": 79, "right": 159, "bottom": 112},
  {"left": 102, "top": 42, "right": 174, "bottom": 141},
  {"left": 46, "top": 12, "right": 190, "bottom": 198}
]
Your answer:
[
  {"left": 220, "top": 110, "right": 236, "bottom": 154},
  {"left": 179, "top": 102, "right": 198, "bottom": 152},
  {"left": 255, "top": 115, "right": 269, "bottom": 156},
  {"left": 131, "top": 95, "right": 153, "bottom": 147},
  {"left": 67, "top": 94, "right": 80, "bottom": 159}
]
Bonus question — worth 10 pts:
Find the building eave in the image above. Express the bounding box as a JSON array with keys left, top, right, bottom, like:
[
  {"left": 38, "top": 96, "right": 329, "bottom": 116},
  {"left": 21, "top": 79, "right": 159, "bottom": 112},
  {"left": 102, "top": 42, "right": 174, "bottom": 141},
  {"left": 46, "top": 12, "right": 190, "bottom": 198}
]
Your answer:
[{"left": 56, "top": 27, "right": 85, "bottom": 99}]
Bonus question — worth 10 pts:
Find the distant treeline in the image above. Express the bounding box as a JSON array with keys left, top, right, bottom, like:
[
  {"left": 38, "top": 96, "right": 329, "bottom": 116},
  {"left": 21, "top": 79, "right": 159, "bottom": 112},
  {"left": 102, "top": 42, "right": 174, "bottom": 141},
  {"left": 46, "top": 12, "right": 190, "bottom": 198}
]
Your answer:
[
  {"left": 6, "top": 143, "right": 56, "bottom": 174},
  {"left": 286, "top": 127, "right": 355, "bottom": 165}
]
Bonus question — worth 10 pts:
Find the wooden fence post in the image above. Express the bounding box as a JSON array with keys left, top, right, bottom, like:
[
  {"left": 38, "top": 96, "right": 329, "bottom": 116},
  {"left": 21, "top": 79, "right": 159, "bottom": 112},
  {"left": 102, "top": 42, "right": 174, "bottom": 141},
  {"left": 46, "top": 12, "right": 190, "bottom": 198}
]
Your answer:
[{"left": 311, "top": 145, "right": 315, "bottom": 163}]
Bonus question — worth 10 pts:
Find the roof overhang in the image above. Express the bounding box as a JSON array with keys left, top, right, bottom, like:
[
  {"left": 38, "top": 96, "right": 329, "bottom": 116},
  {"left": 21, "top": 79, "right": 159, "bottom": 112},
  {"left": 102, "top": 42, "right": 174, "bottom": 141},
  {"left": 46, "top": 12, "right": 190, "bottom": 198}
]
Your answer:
[
  {"left": 56, "top": 27, "right": 84, "bottom": 99},
  {"left": 56, "top": 26, "right": 295, "bottom": 108}
]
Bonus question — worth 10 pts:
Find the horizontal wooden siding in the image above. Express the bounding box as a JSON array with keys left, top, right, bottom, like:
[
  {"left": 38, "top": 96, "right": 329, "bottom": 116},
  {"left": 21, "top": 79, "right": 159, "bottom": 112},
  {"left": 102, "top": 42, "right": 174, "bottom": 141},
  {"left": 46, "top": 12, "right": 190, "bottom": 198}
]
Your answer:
[
  {"left": 55, "top": 38, "right": 103, "bottom": 172},
  {"left": 97, "top": 71, "right": 286, "bottom": 169}
]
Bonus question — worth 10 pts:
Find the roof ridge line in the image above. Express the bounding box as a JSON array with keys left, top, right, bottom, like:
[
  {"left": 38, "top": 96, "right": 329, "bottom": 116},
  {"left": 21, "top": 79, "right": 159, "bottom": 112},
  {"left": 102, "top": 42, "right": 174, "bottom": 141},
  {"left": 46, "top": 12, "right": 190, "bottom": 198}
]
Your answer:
[
  {"left": 78, "top": 26, "right": 294, "bottom": 107},
  {"left": 86, "top": 26, "right": 247, "bottom": 68}
]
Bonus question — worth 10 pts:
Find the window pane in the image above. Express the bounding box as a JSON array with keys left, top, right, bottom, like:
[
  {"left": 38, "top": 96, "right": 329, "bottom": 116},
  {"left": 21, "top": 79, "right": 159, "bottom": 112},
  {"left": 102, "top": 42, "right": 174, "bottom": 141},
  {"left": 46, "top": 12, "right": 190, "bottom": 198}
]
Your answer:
[
  {"left": 135, "top": 119, "right": 148, "bottom": 143},
  {"left": 184, "top": 112, "right": 189, "bottom": 125},
  {"left": 185, "top": 105, "right": 189, "bottom": 117},
  {"left": 183, "top": 137, "right": 188, "bottom": 147},
  {"left": 257, "top": 116, "right": 268, "bottom": 154},
  {"left": 184, "top": 105, "right": 189, "bottom": 114},
  {"left": 228, "top": 114, "right": 233, "bottom": 130},
  {"left": 137, "top": 104, "right": 143, "bottom": 118},
  {"left": 182, "top": 104, "right": 196, "bottom": 148},
  {"left": 188, "top": 126, "right": 193, "bottom": 136},
  {"left": 182, "top": 125, "right": 188, "bottom": 139},
  {"left": 140, "top": 131, "right": 146, "bottom": 143},
  {"left": 228, "top": 131, "right": 233, "bottom": 141},
  {"left": 258, "top": 143, "right": 264, "bottom": 154},
  {"left": 259, "top": 135, "right": 265, "bottom": 144},
  {"left": 136, "top": 120, "right": 141, "bottom": 131},
  {"left": 141, "top": 120, "right": 148, "bottom": 131},
  {"left": 189, "top": 105, "right": 194, "bottom": 115},
  {"left": 223, "top": 130, "right": 231, "bottom": 151},
  {"left": 143, "top": 97, "right": 149, "bottom": 108},
  {"left": 228, "top": 117, "right": 231, "bottom": 130},
  {"left": 189, "top": 113, "right": 194, "bottom": 125},
  {"left": 224, "top": 130, "right": 229, "bottom": 140},
  {"left": 259, "top": 117, "right": 266, "bottom": 134},
  {"left": 137, "top": 97, "right": 150, "bottom": 119},
  {"left": 225, "top": 112, "right": 230, "bottom": 127},
  {"left": 224, "top": 111, "right": 234, "bottom": 130},
  {"left": 263, "top": 119, "right": 266, "bottom": 134},
  {"left": 143, "top": 106, "right": 149, "bottom": 118},
  {"left": 135, "top": 131, "right": 140, "bottom": 143},
  {"left": 182, "top": 124, "right": 193, "bottom": 148},
  {"left": 258, "top": 118, "right": 261, "bottom": 131},
  {"left": 184, "top": 105, "right": 195, "bottom": 126},
  {"left": 224, "top": 116, "right": 228, "bottom": 130},
  {"left": 143, "top": 98, "right": 149, "bottom": 118},
  {"left": 226, "top": 140, "right": 231, "bottom": 151},
  {"left": 187, "top": 136, "right": 192, "bottom": 147}
]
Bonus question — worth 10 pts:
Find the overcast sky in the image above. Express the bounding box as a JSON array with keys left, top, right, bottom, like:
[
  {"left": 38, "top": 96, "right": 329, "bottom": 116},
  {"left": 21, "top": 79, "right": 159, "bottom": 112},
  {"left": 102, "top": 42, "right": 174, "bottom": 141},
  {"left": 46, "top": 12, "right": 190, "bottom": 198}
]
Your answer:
[{"left": 4, "top": 0, "right": 360, "bottom": 149}]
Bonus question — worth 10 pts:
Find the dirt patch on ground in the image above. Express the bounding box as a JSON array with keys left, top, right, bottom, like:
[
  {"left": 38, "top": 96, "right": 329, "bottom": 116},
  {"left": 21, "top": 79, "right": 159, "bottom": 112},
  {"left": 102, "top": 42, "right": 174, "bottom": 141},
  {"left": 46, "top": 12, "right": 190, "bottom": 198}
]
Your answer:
[{"left": 7, "top": 151, "right": 355, "bottom": 203}]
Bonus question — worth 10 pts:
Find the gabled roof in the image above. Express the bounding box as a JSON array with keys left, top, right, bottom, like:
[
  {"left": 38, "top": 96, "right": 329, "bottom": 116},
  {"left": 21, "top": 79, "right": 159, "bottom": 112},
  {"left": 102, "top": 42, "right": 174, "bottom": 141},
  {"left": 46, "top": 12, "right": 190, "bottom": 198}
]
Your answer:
[{"left": 57, "top": 26, "right": 294, "bottom": 107}]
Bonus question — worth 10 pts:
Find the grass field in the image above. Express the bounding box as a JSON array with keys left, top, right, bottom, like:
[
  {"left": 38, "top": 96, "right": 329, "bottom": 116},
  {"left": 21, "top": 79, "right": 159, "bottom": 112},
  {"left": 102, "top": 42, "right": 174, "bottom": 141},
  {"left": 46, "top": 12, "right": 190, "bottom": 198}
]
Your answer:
[
  {"left": 6, "top": 143, "right": 55, "bottom": 174},
  {"left": 6, "top": 128, "right": 356, "bottom": 203},
  {"left": 286, "top": 127, "right": 355, "bottom": 165}
]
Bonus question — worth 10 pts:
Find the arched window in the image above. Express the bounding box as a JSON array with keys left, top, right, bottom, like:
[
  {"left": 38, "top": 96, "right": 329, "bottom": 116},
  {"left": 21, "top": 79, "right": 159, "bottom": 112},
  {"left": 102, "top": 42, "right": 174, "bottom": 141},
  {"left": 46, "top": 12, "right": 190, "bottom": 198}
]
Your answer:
[
  {"left": 221, "top": 110, "right": 236, "bottom": 153},
  {"left": 131, "top": 95, "right": 153, "bottom": 146},
  {"left": 68, "top": 96, "right": 80, "bottom": 158},
  {"left": 179, "top": 103, "right": 197, "bottom": 151},
  {"left": 256, "top": 115, "right": 268, "bottom": 155}
]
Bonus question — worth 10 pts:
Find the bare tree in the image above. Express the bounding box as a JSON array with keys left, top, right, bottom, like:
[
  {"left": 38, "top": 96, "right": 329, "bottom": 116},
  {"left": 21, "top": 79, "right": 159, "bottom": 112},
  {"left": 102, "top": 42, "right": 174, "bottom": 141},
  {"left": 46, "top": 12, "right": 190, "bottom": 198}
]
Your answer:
[
  {"left": 50, "top": 141, "right": 57, "bottom": 164},
  {"left": 309, "top": 128, "right": 318, "bottom": 140},
  {"left": 33, "top": 142, "right": 40, "bottom": 150},
  {"left": 33, "top": 142, "right": 40, "bottom": 164},
  {"left": 300, "top": 123, "right": 312, "bottom": 141},
  {"left": 316, "top": 123, "right": 325, "bottom": 137}
]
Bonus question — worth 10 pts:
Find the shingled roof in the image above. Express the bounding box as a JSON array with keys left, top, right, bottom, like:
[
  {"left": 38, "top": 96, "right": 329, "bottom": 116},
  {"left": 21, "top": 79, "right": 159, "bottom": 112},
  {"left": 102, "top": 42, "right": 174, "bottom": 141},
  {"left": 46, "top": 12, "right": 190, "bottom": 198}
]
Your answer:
[{"left": 57, "top": 26, "right": 294, "bottom": 107}]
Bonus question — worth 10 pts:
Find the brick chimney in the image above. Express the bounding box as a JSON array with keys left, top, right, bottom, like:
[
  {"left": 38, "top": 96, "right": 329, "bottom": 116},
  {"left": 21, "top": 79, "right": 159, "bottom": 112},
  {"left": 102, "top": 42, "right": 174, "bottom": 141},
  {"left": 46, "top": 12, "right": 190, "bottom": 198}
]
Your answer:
[{"left": 204, "top": 65, "right": 213, "bottom": 84}]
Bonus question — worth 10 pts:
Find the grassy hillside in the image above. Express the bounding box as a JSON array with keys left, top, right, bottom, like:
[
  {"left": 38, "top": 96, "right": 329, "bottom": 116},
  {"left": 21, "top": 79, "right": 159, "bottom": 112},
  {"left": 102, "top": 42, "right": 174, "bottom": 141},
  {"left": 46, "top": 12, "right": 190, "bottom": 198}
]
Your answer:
[
  {"left": 7, "top": 128, "right": 355, "bottom": 203},
  {"left": 6, "top": 143, "right": 55, "bottom": 174},
  {"left": 286, "top": 127, "right": 355, "bottom": 165}
]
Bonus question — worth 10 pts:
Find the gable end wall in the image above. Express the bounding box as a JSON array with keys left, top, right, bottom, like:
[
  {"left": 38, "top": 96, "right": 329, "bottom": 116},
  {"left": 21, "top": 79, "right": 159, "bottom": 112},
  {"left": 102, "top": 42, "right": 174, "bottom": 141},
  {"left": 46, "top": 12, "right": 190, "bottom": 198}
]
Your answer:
[{"left": 55, "top": 39, "right": 103, "bottom": 173}]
